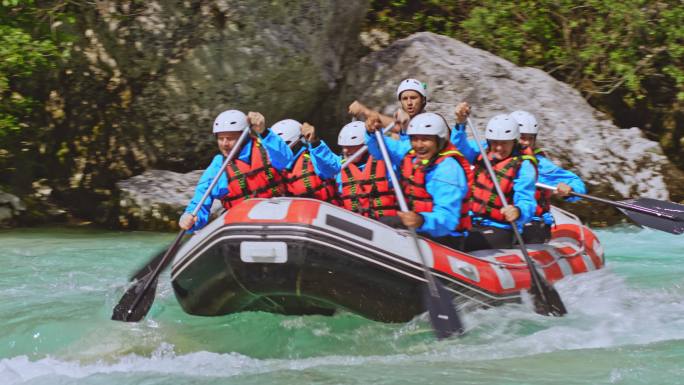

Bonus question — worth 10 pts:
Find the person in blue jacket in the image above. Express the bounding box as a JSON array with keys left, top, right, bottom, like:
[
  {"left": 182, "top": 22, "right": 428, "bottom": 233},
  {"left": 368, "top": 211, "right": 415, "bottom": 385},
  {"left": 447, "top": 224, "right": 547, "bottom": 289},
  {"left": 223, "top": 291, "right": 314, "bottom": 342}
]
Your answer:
[
  {"left": 349, "top": 78, "right": 427, "bottom": 140},
  {"left": 304, "top": 121, "right": 399, "bottom": 219},
  {"left": 365, "top": 112, "right": 471, "bottom": 250},
  {"left": 510, "top": 110, "right": 587, "bottom": 243},
  {"left": 301, "top": 120, "right": 365, "bottom": 193},
  {"left": 178, "top": 109, "right": 293, "bottom": 232},
  {"left": 451, "top": 104, "right": 538, "bottom": 250},
  {"left": 271, "top": 119, "right": 340, "bottom": 200}
]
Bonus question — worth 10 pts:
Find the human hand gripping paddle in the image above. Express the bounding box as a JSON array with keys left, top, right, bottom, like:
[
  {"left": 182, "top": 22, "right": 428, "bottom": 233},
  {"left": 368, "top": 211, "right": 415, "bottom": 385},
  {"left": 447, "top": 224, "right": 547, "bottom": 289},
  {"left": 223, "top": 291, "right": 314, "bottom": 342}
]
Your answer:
[
  {"left": 372, "top": 129, "right": 465, "bottom": 339},
  {"left": 111, "top": 127, "right": 251, "bottom": 322},
  {"left": 466, "top": 118, "right": 567, "bottom": 317},
  {"left": 536, "top": 182, "right": 684, "bottom": 235}
]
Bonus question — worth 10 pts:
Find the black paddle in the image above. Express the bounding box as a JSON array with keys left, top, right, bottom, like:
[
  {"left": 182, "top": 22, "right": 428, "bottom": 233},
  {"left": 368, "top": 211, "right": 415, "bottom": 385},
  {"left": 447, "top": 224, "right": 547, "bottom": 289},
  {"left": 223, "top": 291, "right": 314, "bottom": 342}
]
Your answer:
[
  {"left": 373, "top": 129, "right": 465, "bottom": 339},
  {"left": 467, "top": 118, "right": 567, "bottom": 317},
  {"left": 111, "top": 127, "right": 251, "bottom": 322},
  {"left": 536, "top": 182, "right": 684, "bottom": 235}
]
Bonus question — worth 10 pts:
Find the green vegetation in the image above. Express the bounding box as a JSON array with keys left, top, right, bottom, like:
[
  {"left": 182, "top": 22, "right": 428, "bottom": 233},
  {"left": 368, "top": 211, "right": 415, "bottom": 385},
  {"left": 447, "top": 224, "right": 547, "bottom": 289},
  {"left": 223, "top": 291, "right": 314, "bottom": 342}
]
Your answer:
[
  {"left": 367, "top": 0, "right": 684, "bottom": 167},
  {"left": 0, "top": 1, "right": 72, "bottom": 191}
]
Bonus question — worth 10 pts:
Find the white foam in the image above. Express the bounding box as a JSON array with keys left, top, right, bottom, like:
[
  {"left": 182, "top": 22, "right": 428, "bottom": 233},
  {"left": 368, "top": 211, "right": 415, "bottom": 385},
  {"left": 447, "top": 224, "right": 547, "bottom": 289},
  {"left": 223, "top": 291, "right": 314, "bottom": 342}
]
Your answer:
[
  {"left": 3, "top": 228, "right": 684, "bottom": 384},
  {"left": 0, "top": 344, "right": 398, "bottom": 384},
  {"left": 4, "top": 266, "right": 684, "bottom": 384}
]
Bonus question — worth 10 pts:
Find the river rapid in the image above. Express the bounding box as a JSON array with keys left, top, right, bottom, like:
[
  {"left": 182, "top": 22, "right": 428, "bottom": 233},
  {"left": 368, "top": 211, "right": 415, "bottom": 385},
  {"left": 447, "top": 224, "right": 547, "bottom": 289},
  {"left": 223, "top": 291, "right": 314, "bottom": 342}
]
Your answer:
[{"left": 1, "top": 226, "right": 683, "bottom": 385}]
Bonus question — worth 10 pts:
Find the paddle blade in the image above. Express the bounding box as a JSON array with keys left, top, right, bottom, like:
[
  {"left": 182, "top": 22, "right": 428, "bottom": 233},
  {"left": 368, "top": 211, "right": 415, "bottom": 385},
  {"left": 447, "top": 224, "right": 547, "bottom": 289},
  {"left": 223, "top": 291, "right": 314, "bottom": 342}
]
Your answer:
[
  {"left": 629, "top": 197, "right": 684, "bottom": 219},
  {"left": 111, "top": 276, "right": 159, "bottom": 322},
  {"left": 422, "top": 281, "right": 465, "bottom": 339},
  {"left": 111, "top": 229, "right": 185, "bottom": 322},
  {"left": 620, "top": 198, "right": 684, "bottom": 235},
  {"left": 528, "top": 271, "right": 567, "bottom": 317}
]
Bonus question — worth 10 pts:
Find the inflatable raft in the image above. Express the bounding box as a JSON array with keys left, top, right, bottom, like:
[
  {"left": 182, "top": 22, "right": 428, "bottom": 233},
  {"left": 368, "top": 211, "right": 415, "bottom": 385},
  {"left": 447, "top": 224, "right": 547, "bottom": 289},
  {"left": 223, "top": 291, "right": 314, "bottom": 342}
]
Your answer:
[{"left": 170, "top": 198, "right": 604, "bottom": 322}]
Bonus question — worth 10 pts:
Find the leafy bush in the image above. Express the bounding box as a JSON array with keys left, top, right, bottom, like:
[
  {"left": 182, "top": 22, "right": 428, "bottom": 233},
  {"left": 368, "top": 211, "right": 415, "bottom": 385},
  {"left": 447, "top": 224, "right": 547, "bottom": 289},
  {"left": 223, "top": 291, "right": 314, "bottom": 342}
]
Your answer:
[{"left": 0, "top": 0, "right": 71, "bottom": 191}]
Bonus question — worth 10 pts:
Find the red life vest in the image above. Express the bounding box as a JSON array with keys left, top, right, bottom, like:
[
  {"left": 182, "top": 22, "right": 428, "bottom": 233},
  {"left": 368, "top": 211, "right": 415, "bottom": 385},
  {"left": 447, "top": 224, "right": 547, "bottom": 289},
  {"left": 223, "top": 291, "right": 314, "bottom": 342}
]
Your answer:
[
  {"left": 362, "top": 157, "right": 398, "bottom": 219},
  {"left": 400, "top": 144, "right": 473, "bottom": 232},
  {"left": 339, "top": 161, "right": 369, "bottom": 216},
  {"left": 533, "top": 148, "right": 552, "bottom": 217},
  {"left": 470, "top": 146, "right": 537, "bottom": 222},
  {"left": 221, "top": 139, "right": 285, "bottom": 209},
  {"left": 338, "top": 155, "right": 398, "bottom": 218},
  {"left": 284, "top": 151, "right": 337, "bottom": 201}
]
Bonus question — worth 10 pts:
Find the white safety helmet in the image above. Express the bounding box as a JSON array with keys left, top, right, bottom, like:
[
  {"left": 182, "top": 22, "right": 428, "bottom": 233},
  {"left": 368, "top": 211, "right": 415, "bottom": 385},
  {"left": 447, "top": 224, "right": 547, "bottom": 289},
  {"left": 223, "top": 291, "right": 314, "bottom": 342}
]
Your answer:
[
  {"left": 396, "top": 78, "right": 428, "bottom": 100},
  {"left": 271, "top": 119, "right": 302, "bottom": 146},
  {"left": 213, "top": 109, "right": 248, "bottom": 134},
  {"left": 406, "top": 112, "right": 449, "bottom": 140},
  {"left": 338, "top": 121, "right": 366, "bottom": 146},
  {"left": 485, "top": 114, "right": 519, "bottom": 141},
  {"left": 510, "top": 110, "right": 539, "bottom": 135}
]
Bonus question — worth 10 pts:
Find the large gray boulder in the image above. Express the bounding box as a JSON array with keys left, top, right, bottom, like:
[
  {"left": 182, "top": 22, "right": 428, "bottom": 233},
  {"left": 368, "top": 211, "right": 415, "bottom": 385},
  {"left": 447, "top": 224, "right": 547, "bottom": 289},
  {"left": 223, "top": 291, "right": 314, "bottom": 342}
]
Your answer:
[
  {"left": 116, "top": 169, "right": 222, "bottom": 230},
  {"left": 69, "top": 0, "right": 367, "bottom": 167},
  {"left": 331, "top": 32, "right": 681, "bottom": 222},
  {"left": 0, "top": 190, "right": 26, "bottom": 228}
]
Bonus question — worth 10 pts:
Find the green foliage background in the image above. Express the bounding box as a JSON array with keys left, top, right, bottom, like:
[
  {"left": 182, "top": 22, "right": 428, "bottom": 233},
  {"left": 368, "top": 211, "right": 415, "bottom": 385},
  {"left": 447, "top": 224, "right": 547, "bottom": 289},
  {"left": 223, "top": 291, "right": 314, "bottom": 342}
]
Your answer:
[
  {"left": 367, "top": 0, "right": 684, "bottom": 167},
  {"left": 0, "top": 0, "right": 72, "bottom": 191}
]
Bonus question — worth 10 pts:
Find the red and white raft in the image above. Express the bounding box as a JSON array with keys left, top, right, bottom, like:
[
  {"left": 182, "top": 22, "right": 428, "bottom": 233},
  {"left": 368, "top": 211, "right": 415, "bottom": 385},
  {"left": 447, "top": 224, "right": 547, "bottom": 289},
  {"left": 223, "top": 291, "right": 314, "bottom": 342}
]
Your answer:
[{"left": 170, "top": 198, "right": 604, "bottom": 322}]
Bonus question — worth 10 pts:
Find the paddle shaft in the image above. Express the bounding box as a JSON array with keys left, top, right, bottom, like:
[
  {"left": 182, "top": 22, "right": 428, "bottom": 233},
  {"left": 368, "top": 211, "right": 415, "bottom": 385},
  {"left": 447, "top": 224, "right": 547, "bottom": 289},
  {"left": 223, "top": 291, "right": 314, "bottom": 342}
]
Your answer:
[
  {"left": 121, "top": 127, "right": 251, "bottom": 321},
  {"left": 536, "top": 182, "right": 680, "bottom": 221},
  {"left": 372, "top": 130, "right": 440, "bottom": 297},
  {"left": 466, "top": 118, "right": 550, "bottom": 305}
]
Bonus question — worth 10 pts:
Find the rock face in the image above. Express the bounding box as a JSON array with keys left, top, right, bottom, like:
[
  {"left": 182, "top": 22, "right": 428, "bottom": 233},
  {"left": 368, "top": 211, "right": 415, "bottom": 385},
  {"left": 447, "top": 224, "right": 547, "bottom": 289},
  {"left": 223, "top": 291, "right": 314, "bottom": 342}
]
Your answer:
[
  {"left": 112, "top": 32, "right": 684, "bottom": 229},
  {"left": 329, "top": 32, "right": 681, "bottom": 222},
  {"left": 125, "top": 1, "right": 366, "bottom": 167},
  {"left": 116, "top": 169, "right": 222, "bottom": 230},
  {"left": 70, "top": 0, "right": 367, "bottom": 167},
  {"left": 34, "top": 0, "right": 367, "bottom": 227},
  {"left": 0, "top": 190, "right": 26, "bottom": 228}
]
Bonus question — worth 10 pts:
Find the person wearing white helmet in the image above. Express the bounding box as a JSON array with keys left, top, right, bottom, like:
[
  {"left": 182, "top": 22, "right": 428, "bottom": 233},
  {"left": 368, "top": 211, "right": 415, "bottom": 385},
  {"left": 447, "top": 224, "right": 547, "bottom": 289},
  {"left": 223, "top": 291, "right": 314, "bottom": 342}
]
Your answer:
[
  {"left": 271, "top": 119, "right": 302, "bottom": 147},
  {"left": 510, "top": 110, "right": 587, "bottom": 243},
  {"left": 271, "top": 119, "right": 339, "bottom": 201},
  {"left": 312, "top": 121, "right": 399, "bottom": 218},
  {"left": 178, "top": 109, "right": 293, "bottom": 231},
  {"left": 349, "top": 78, "right": 428, "bottom": 139},
  {"left": 449, "top": 106, "right": 538, "bottom": 250},
  {"left": 365, "top": 112, "right": 473, "bottom": 250}
]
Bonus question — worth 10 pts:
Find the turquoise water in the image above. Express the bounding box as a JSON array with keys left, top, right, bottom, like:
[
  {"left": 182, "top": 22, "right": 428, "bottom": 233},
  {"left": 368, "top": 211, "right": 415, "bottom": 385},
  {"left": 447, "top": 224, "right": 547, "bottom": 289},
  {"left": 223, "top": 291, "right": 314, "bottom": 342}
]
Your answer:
[{"left": 1, "top": 226, "right": 683, "bottom": 384}]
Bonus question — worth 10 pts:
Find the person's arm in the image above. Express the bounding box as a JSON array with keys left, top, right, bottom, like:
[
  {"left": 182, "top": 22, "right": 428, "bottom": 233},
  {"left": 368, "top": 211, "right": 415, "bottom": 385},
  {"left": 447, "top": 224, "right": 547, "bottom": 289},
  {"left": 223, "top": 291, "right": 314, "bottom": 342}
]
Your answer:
[
  {"left": 334, "top": 171, "right": 344, "bottom": 195},
  {"left": 450, "top": 102, "right": 485, "bottom": 162},
  {"left": 416, "top": 158, "right": 467, "bottom": 237},
  {"left": 375, "top": 113, "right": 394, "bottom": 128},
  {"left": 259, "top": 128, "right": 293, "bottom": 171},
  {"left": 512, "top": 159, "right": 538, "bottom": 226},
  {"left": 450, "top": 123, "right": 486, "bottom": 163},
  {"left": 365, "top": 131, "right": 410, "bottom": 165},
  {"left": 183, "top": 154, "right": 229, "bottom": 232},
  {"left": 284, "top": 147, "right": 306, "bottom": 171},
  {"left": 308, "top": 140, "right": 342, "bottom": 179},
  {"left": 537, "top": 155, "right": 586, "bottom": 202},
  {"left": 349, "top": 100, "right": 394, "bottom": 126}
]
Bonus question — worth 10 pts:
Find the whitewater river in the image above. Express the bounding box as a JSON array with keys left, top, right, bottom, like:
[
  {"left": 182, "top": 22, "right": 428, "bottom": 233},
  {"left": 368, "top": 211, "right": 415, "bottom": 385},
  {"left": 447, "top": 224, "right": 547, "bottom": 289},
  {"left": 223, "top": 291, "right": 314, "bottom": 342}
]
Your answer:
[{"left": 1, "top": 226, "right": 683, "bottom": 384}]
